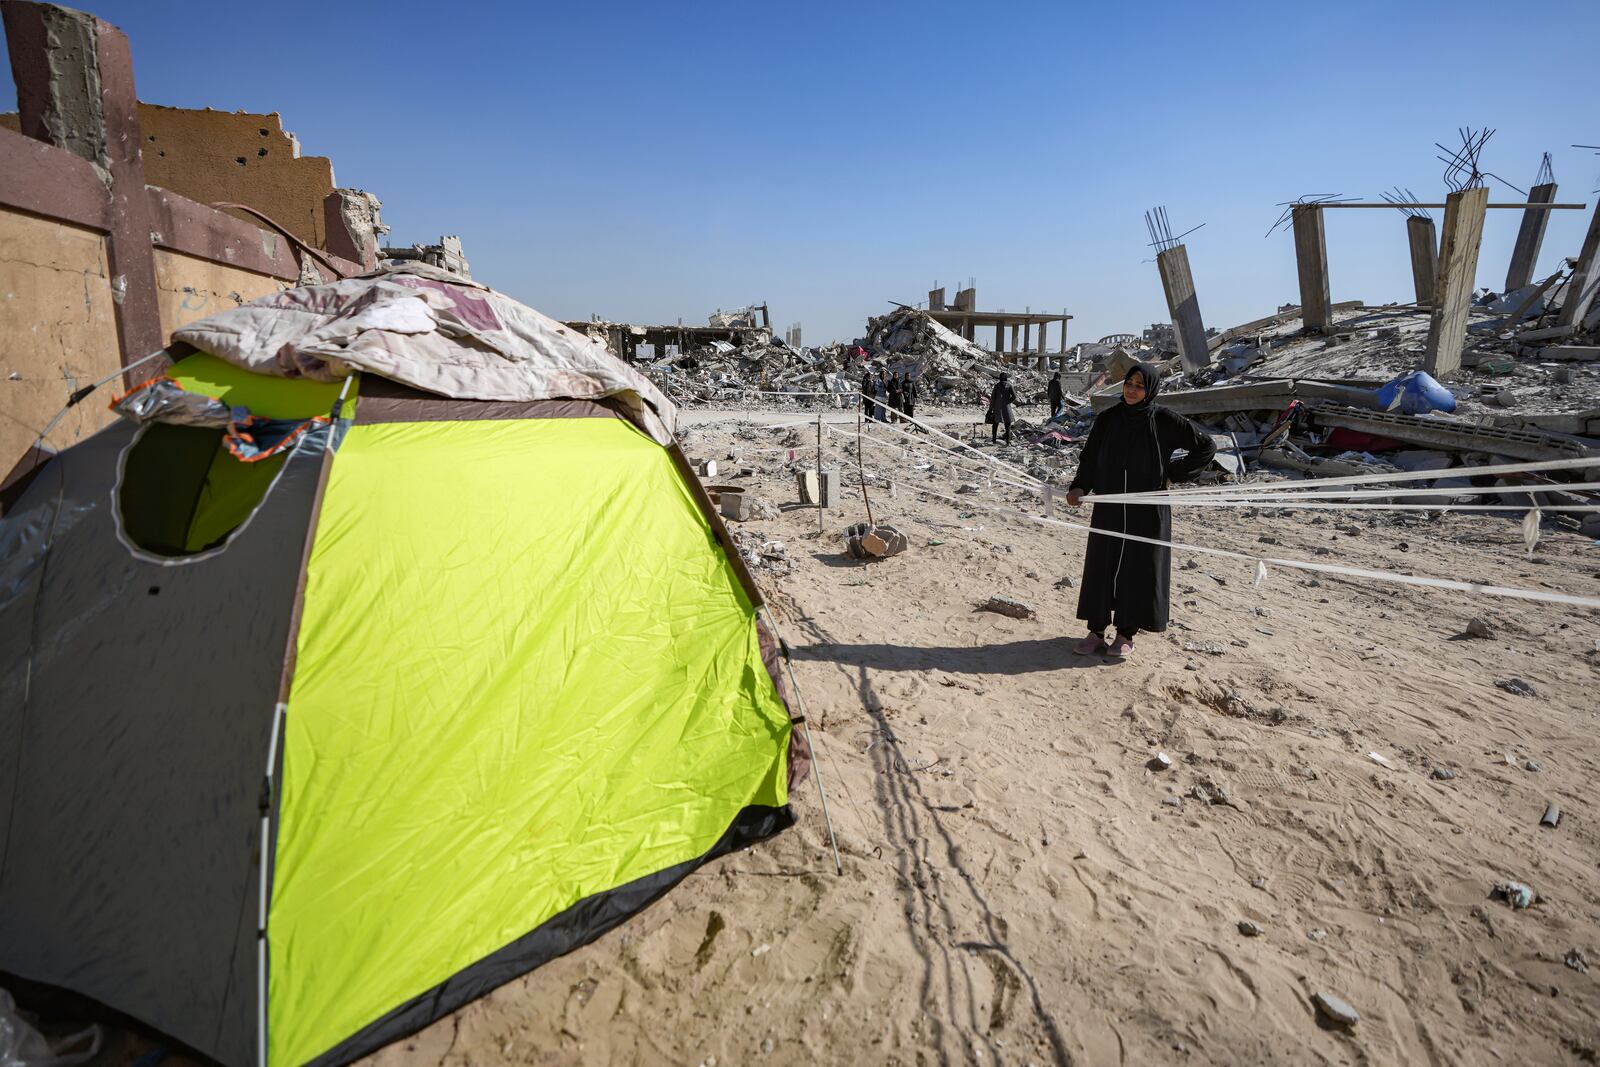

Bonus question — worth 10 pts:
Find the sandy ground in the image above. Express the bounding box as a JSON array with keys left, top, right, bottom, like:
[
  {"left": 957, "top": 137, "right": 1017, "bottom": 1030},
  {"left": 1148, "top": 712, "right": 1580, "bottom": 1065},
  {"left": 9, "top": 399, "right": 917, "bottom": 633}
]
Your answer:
[
  {"left": 345, "top": 408, "right": 1600, "bottom": 1067},
  {"left": 84, "top": 404, "right": 1599, "bottom": 1067}
]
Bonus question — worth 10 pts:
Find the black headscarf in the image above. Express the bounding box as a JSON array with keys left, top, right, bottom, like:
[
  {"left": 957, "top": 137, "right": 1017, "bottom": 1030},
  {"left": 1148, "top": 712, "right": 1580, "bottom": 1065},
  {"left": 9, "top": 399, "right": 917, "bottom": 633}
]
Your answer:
[{"left": 1122, "top": 362, "right": 1160, "bottom": 410}]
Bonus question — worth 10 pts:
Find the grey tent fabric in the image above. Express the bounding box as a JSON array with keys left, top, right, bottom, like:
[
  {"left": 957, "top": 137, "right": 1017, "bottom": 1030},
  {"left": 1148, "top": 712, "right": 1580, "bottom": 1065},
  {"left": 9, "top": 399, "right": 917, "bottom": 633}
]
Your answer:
[{"left": 0, "top": 421, "right": 331, "bottom": 1066}]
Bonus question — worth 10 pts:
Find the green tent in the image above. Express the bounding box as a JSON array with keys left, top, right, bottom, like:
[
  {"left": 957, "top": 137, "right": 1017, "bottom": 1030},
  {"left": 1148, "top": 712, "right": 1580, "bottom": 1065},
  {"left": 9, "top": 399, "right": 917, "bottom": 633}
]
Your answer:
[{"left": 0, "top": 342, "right": 802, "bottom": 1065}]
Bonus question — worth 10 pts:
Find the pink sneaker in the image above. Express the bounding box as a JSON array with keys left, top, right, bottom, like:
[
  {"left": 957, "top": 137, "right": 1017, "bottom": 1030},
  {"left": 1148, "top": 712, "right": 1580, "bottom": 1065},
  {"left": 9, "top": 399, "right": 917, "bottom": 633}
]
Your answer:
[
  {"left": 1106, "top": 635, "right": 1135, "bottom": 659},
  {"left": 1073, "top": 633, "right": 1108, "bottom": 655}
]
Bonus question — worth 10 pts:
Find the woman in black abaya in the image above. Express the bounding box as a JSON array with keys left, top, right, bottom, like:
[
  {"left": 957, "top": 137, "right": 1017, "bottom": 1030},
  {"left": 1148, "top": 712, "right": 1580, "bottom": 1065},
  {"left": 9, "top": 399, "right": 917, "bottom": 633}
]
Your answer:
[{"left": 1065, "top": 363, "right": 1215, "bottom": 658}]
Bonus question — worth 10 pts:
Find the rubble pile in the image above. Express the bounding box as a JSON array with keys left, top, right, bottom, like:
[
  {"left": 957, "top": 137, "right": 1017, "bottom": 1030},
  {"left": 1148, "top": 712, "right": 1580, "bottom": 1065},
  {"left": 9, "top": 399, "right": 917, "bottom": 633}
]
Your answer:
[{"left": 634, "top": 306, "right": 1066, "bottom": 407}]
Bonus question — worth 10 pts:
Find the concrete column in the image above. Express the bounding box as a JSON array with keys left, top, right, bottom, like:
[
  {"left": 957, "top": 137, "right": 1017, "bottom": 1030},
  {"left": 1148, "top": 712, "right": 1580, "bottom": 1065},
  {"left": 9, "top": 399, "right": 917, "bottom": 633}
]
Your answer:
[
  {"left": 1557, "top": 199, "right": 1600, "bottom": 328},
  {"left": 1406, "top": 216, "right": 1438, "bottom": 305},
  {"left": 1292, "top": 204, "right": 1332, "bottom": 333},
  {"left": 1505, "top": 183, "right": 1557, "bottom": 294},
  {"left": 1424, "top": 186, "right": 1490, "bottom": 376},
  {"left": 994, "top": 320, "right": 1006, "bottom": 353},
  {"left": 1155, "top": 243, "right": 1210, "bottom": 371},
  {"left": 1059, "top": 313, "right": 1068, "bottom": 353},
  {"left": 1036, "top": 321, "right": 1047, "bottom": 354},
  {"left": 1010, "top": 323, "right": 1020, "bottom": 353}
]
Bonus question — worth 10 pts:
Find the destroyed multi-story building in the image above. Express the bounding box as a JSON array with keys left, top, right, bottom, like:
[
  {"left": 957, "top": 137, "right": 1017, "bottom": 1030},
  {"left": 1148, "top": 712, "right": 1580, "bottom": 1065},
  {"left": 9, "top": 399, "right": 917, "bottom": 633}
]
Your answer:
[{"left": 925, "top": 284, "right": 1072, "bottom": 364}]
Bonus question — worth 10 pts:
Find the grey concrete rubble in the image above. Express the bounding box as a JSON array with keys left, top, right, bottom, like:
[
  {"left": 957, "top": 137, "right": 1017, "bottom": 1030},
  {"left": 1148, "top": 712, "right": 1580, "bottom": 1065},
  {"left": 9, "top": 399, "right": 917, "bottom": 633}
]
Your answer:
[{"left": 1311, "top": 992, "right": 1360, "bottom": 1028}]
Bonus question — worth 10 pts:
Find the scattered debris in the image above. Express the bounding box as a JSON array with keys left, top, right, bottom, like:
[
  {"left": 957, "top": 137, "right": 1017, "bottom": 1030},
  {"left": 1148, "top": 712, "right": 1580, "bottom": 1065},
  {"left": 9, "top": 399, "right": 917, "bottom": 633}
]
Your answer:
[
  {"left": 1491, "top": 881, "right": 1537, "bottom": 909},
  {"left": 977, "top": 595, "right": 1035, "bottom": 620},
  {"left": 1541, "top": 804, "right": 1561, "bottom": 828},
  {"left": 1368, "top": 751, "right": 1394, "bottom": 769},
  {"left": 1465, "top": 617, "right": 1495, "bottom": 639},
  {"left": 1238, "top": 920, "right": 1263, "bottom": 937},
  {"left": 1430, "top": 767, "right": 1458, "bottom": 781},
  {"left": 1147, "top": 752, "right": 1172, "bottom": 771},
  {"left": 1495, "top": 678, "right": 1538, "bottom": 698},
  {"left": 1565, "top": 949, "right": 1589, "bottom": 973}
]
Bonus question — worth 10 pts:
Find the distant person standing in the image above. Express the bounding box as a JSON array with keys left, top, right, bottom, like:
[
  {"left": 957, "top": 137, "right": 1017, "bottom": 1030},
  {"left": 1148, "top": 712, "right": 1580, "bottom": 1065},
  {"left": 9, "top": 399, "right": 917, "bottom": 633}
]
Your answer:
[
  {"left": 1048, "top": 371, "right": 1064, "bottom": 420},
  {"left": 860, "top": 371, "right": 874, "bottom": 421},
  {"left": 873, "top": 372, "right": 888, "bottom": 422},
  {"left": 886, "top": 372, "right": 904, "bottom": 423},
  {"left": 986, "top": 373, "right": 1016, "bottom": 444},
  {"left": 901, "top": 373, "right": 917, "bottom": 426}
]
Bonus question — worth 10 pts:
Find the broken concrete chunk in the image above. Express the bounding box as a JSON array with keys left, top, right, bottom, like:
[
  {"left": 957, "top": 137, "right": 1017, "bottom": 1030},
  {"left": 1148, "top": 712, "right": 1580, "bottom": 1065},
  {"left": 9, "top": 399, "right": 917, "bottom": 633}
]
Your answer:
[
  {"left": 843, "top": 522, "right": 907, "bottom": 560},
  {"left": 1147, "top": 752, "right": 1172, "bottom": 772},
  {"left": 1238, "top": 920, "right": 1263, "bottom": 937},
  {"left": 796, "top": 469, "right": 838, "bottom": 507},
  {"left": 977, "top": 595, "right": 1035, "bottom": 620},
  {"left": 1430, "top": 767, "right": 1458, "bottom": 781},
  {"left": 1491, "top": 880, "right": 1536, "bottom": 909},
  {"left": 1312, "top": 992, "right": 1359, "bottom": 1028},
  {"left": 1464, "top": 617, "right": 1494, "bottom": 639},
  {"left": 1495, "top": 678, "right": 1537, "bottom": 698},
  {"left": 1541, "top": 804, "right": 1561, "bottom": 828}
]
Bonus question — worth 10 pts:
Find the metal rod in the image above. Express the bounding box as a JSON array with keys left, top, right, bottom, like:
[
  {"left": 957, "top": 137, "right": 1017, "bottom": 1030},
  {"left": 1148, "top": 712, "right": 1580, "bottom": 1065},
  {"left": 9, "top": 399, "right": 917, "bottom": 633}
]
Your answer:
[
  {"left": 1313, "top": 202, "right": 1585, "bottom": 210},
  {"left": 856, "top": 408, "right": 875, "bottom": 527},
  {"left": 816, "top": 411, "right": 824, "bottom": 536}
]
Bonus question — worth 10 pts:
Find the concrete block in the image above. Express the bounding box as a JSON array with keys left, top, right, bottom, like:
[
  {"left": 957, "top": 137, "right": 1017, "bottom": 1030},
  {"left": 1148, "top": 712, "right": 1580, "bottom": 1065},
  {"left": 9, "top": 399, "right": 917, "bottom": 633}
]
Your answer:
[
  {"left": 720, "top": 490, "right": 754, "bottom": 521},
  {"left": 1540, "top": 346, "right": 1600, "bottom": 362},
  {"left": 795, "top": 469, "right": 838, "bottom": 507}
]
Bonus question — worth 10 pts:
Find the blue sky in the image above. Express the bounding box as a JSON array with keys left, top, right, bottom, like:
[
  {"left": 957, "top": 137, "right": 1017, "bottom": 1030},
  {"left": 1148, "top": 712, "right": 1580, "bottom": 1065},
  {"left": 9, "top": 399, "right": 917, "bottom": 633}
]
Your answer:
[{"left": 6, "top": 0, "right": 1599, "bottom": 345}]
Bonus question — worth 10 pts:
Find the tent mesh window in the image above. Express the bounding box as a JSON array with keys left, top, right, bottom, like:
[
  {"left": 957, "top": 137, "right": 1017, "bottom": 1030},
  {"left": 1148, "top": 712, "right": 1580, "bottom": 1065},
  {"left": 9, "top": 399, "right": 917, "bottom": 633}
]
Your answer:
[{"left": 118, "top": 423, "right": 285, "bottom": 556}]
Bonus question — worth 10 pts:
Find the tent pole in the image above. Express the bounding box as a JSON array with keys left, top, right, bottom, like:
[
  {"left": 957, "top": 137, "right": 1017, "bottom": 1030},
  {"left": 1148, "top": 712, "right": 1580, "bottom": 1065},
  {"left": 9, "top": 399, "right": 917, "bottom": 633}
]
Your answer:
[{"left": 761, "top": 607, "right": 843, "bottom": 876}]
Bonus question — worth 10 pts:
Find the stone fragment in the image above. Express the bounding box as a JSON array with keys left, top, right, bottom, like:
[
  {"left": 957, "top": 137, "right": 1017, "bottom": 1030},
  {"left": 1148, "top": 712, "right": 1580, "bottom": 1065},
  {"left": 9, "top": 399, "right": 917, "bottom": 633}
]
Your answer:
[
  {"left": 1312, "top": 992, "right": 1360, "bottom": 1028},
  {"left": 977, "top": 596, "right": 1035, "bottom": 620},
  {"left": 1491, "top": 880, "right": 1536, "bottom": 909},
  {"left": 1495, "top": 678, "right": 1536, "bottom": 698}
]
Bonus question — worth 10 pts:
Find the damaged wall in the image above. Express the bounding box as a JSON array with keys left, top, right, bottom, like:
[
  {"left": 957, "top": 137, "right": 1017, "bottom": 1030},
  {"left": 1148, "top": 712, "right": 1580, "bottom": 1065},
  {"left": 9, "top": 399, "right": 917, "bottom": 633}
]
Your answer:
[
  {"left": 0, "top": 206, "right": 122, "bottom": 468},
  {"left": 136, "top": 105, "right": 334, "bottom": 249},
  {"left": 0, "top": 205, "right": 291, "bottom": 470},
  {"left": 153, "top": 249, "right": 287, "bottom": 335},
  {"left": 2, "top": 104, "right": 385, "bottom": 261}
]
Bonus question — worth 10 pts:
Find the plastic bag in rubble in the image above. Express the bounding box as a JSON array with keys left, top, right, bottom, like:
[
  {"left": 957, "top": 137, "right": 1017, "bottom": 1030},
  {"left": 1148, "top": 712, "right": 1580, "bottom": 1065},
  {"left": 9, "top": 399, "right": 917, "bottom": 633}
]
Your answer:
[
  {"left": 844, "top": 522, "right": 908, "bottom": 560},
  {"left": 0, "top": 990, "right": 101, "bottom": 1067}
]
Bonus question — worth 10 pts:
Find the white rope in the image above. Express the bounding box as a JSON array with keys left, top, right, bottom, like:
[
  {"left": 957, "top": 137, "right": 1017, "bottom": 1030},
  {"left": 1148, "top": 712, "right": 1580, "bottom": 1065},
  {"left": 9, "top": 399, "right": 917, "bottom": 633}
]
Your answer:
[
  {"left": 846, "top": 441, "right": 1600, "bottom": 611},
  {"left": 1092, "top": 499, "right": 1600, "bottom": 514},
  {"left": 1116, "top": 455, "right": 1600, "bottom": 499},
  {"left": 1090, "top": 479, "right": 1600, "bottom": 506},
  {"left": 825, "top": 424, "right": 1042, "bottom": 496},
  {"left": 850, "top": 390, "right": 1047, "bottom": 487}
]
